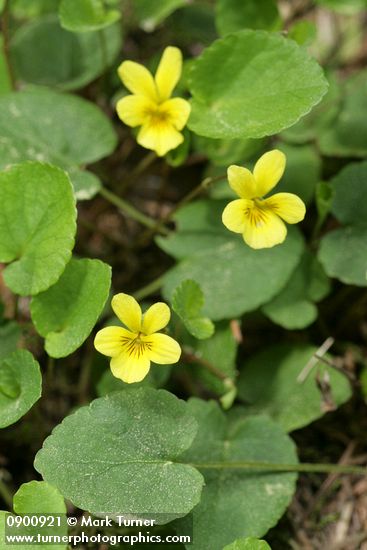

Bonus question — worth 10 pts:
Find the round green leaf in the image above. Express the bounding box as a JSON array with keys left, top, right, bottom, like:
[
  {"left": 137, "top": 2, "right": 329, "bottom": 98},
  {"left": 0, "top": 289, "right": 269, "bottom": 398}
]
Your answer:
[
  {"left": 59, "top": 0, "right": 121, "bottom": 32},
  {"left": 318, "top": 226, "right": 367, "bottom": 286},
  {"left": 276, "top": 144, "right": 321, "bottom": 205},
  {"left": 34, "top": 389, "right": 204, "bottom": 522},
  {"left": 133, "top": 0, "right": 188, "bottom": 31},
  {"left": 187, "top": 30, "right": 328, "bottom": 139},
  {"left": 262, "top": 252, "right": 330, "bottom": 329},
  {"left": 0, "top": 88, "right": 117, "bottom": 200},
  {"left": 11, "top": 15, "right": 122, "bottom": 91},
  {"left": 237, "top": 345, "right": 352, "bottom": 431},
  {"left": 331, "top": 160, "right": 367, "bottom": 225},
  {"left": 0, "top": 350, "right": 42, "bottom": 428},
  {"left": 176, "top": 400, "right": 297, "bottom": 550},
  {"left": 318, "top": 71, "right": 367, "bottom": 157},
  {"left": 0, "top": 322, "right": 21, "bottom": 361},
  {"left": 0, "top": 481, "right": 67, "bottom": 550},
  {"left": 162, "top": 217, "right": 304, "bottom": 320},
  {"left": 0, "top": 162, "right": 76, "bottom": 296},
  {"left": 216, "top": 0, "right": 281, "bottom": 36},
  {"left": 223, "top": 538, "right": 271, "bottom": 550},
  {"left": 14, "top": 481, "right": 66, "bottom": 514},
  {"left": 31, "top": 259, "right": 111, "bottom": 358}
]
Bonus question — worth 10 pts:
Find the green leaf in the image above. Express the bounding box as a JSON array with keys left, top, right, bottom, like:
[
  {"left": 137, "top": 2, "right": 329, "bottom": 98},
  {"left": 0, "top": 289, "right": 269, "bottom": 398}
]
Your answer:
[
  {"left": 182, "top": 321, "right": 238, "bottom": 395},
  {"left": 0, "top": 162, "right": 76, "bottom": 296},
  {"left": 160, "top": 201, "right": 305, "bottom": 320},
  {"left": 187, "top": 30, "right": 328, "bottom": 139},
  {"left": 318, "top": 226, "right": 367, "bottom": 286},
  {"left": 262, "top": 251, "right": 330, "bottom": 329},
  {"left": 30, "top": 259, "right": 111, "bottom": 358},
  {"left": 280, "top": 73, "right": 340, "bottom": 145},
  {"left": 175, "top": 400, "right": 298, "bottom": 550},
  {"left": 216, "top": 0, "right": 281, "bottom": 36},
  {"left": 97, "top": 364, "right": 171, "bottom": 396},
  {"left": 0, "top": 88, "right": 117, "bottom": 200},
  {"left": 14, "top": 481, "right": 66, "bottom": 514},
  {"left": 194, "top": 135, "right": 265, "bottom": 167},
  {"left": 157, "top": 200, "right": 232, "bottom": 260},
  {"left": 172, "top": 280, "right": 214, "bottom": 339},
  {"left": 0, "top": 350, "right": 42, "bottom": 428},
  {"left": 59, "top": 0, "right": 121, "bottom": 32},
  {"left": 288, "top": 20, "right": 317, "bottom": 46},
  {"left": 237, "top": 345, "right": 352, "bottom": 432},
  {"left": 132, "top": 0, "right": 188, "bottom": 31},
  {"left": 0, "top": 322, "right": 21, "bottom": 361},
  {"left": 167, "top": 3, "right": 217, "bottom": 46},
  {"left": 330, "top": 160, "right": 367, "bottom": 225},
  {"left": 276, "top": 144, "right": 321, "bottom": 205},
  {"left": 318, "top": 70, "right": 367, "bottom": 157},
  {"left": 11, "top": 15, "right": 122, "bottom": 91},
  {"left": 0, "top": 481, "right": 67, "bottom": 550},
  {"left": 34, "top": 388, "right": 204, "bottom": 522},
  {"left": 223, "top": 537, "right": 271, "bottom": 550}
]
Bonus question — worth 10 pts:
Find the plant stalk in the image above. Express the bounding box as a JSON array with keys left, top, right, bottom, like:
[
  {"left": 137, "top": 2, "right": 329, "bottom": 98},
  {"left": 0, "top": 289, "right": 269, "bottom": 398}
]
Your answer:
[{"left": 99, "top": 187, "right": 170, "bottom": 234}]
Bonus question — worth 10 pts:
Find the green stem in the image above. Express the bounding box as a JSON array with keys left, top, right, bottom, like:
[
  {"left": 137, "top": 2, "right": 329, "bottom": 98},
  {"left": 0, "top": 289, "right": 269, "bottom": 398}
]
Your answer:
[
  {"left": 99, "top": 187, "right": 170, "bottom": 234},
  {"left": 133, "top": 275, "right": 165, "bottom": 301},
  {"left": 1, "top": 0, "right": 16, "bottom": 90},
  {"left": 139, "top": 173, "right": 226, "bottom": 243},
  {"left": 120, "top": 151, "right": 156, "bottom": 194},
  {"left": 190, "top": 461, "right": 366, "bottom": 476},
  {"left": 0, "top": 478, "right": 13, "bottom": 509}
]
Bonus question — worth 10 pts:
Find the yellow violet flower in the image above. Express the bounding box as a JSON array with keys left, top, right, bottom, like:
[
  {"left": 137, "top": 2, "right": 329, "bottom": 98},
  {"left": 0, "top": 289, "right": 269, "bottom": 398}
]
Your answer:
[
  {"left": 94, "top": 293, "right": 181, "bottom": 384},
  {"left": 116, "top": 46, "right": 191, "bottom": 157},
  {"left": 222, "top": 150, "right": 306, "bottom": 249}
]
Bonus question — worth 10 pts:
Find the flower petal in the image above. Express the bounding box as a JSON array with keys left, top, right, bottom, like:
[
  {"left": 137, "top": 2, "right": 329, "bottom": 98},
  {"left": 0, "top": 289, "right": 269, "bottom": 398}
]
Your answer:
[
  {"left": 137, "top": 122, "right": 183, "bottom": 157},
  {"left": 110, "top": 352, "right": 150, "bottom": 384},
  {"left": 116, "top": 95, "right": 155, "bottom": 127},
  {"left": 227, "top": 165, "right": 258, "bottom": 199},
  {"left": 117, "top": 60, "right": 157, "bottom": 101},
  {"left": 94, "top": 326, "right": 133, "bottom": 357},
  {"left": 146, "top": 333, "right": 181, "bottom": 365},
  {"left": 242, "top": 210, "right": 287, "bottom": 249},
  {"left": 111, "top": 293, "right": 142, "bottom": 332},
  {"left": 142, "top": 302, "right": 171, "bottom": 335},
  {"left": 161, "top": 98, "right": 191, "bottom": 131},
  {"left": 253, "top": 149, "right": 286, "bottom": 197},
  {"left": 264, "top": 193, "right": 306, "bottom": 224},
  {"left": 222, "top": 199, "right": 253, "bottom": 233},
  {"left": 155, "top": 46, "right": 182, "bottom": 101}
]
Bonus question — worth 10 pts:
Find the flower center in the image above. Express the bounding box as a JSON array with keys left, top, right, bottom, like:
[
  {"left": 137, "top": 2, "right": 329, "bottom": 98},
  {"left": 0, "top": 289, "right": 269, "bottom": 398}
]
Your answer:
[
  {"left": 145, "top": 105, "right": 170, "bottom": 126},
  {"left": 121, "top": 332, "right": 153, "bottom": 358},
  {"left": 244, "top": 199, "right": 270, "bottom": 228}
]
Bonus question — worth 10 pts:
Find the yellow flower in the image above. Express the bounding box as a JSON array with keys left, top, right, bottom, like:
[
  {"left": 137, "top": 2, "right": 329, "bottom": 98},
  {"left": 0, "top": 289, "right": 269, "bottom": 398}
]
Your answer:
[
  {"left": 222, "top": 150, "right": 306, "bottom": 249},
  {"left": 94, "top": 293, "right": 181, "bottom": 384},
  {"left": 116, "top": 46, "right": 191, "bottom": 157}
]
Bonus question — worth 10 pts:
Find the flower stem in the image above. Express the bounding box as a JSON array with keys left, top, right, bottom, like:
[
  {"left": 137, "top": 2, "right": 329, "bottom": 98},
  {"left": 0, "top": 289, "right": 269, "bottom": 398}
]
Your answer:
[
  {"left": 138, "top": 173, "right": 227, "bottom": 245},
  {"left": 190, "top": 461, "right": 366, "bottom": 476},
  {"left": 133, "top": 275, "right": 165, "bottom": 301},
  {"left": 99, "top": 187, "right": 170, "bottom": 234},
  {"left": 120, "top": 151, "right": 157, "bottom": 194},
  {"left": 0, "top": 478, "right": 13, "bottom": 509},
  {"left": 1, "top": 0, "right": 16, "bottom": 90}
]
